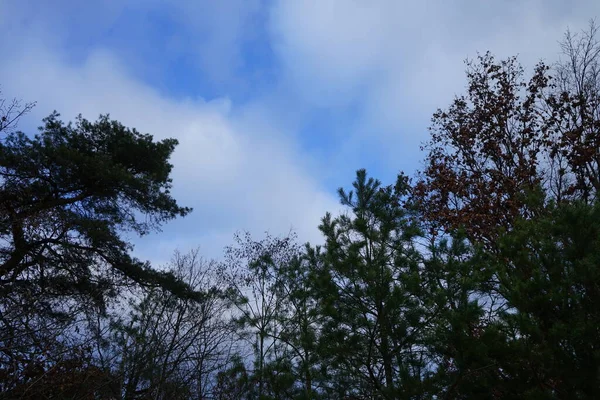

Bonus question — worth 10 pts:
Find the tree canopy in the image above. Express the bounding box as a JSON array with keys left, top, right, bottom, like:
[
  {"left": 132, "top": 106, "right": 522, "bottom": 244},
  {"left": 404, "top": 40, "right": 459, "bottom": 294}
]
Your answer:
[
  {"left": 2, "top": 21, "right": 600, "bottom": 400},
  {"left": 0, "top": 112, "right": 194, "bottom": 302}
]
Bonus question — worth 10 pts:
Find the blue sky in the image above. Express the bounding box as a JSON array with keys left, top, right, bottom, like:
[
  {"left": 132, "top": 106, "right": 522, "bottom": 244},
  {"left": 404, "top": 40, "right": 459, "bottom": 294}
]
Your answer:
[{"left": 1, "top": 0, "right": 599, "bottom": 264}]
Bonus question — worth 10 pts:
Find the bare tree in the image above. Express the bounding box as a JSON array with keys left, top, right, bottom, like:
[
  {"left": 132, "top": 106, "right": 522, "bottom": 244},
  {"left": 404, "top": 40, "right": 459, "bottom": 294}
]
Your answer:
[
  {"left": 222, "top": 232, "right": 301, "bottom": 399},
  {"left": 549, "top": 19, "right": 600, "bottom": 202},
  {"left": 0, "top": 89, "right": 35, "bottom": 134},
  {"left": 98, "top": 248, "right": 238, "bottom": 399}
]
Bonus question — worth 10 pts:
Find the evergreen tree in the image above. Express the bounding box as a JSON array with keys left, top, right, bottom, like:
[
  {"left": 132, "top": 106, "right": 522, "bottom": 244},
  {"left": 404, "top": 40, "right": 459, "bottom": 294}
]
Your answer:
[
  {"left": 491, "top": 200, "right": 600, "bottom": 398},
  {"left": 310, "top": 169, "right": 427, "bottom": 399},
  {"left": 0, "top": 111, "right": 192, "bottom": 396}
]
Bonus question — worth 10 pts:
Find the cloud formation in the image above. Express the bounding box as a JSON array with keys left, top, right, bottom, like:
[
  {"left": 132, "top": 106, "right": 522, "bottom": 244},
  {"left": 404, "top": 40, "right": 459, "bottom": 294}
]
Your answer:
[
  {"left": 268, "top": 1, "right": 600, "bottom": 160},
  {"left": 0, "top": 25, "right": 338, "bottom": 263},
  {"left": 2, "top": 0, "right": 600, "bottom": 264}
]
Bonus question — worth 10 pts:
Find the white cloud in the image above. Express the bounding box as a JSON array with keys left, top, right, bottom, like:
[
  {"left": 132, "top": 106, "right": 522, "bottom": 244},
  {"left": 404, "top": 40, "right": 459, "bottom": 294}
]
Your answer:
[
  {"left": 270, "top": 0, "right": 394, "bottom": 106},
  {"left": 5, "top": 0, "right": 599, "bottom": 264},
  {"left": 269, "top": 0, "right": 600, "bottom": 150},
  {"left": 0, "top": 37, "right": 339, "bottom": 263}
]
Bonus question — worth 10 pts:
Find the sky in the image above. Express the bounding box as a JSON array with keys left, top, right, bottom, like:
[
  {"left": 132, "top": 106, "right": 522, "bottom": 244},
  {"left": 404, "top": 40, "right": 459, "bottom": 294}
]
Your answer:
[{"left": 1, "top": 0, "right": 599, "bottom": 264}]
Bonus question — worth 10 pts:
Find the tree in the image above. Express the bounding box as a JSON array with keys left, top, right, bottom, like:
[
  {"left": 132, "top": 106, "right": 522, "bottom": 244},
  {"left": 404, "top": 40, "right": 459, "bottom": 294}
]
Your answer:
[
  {"left": 421, "top": 233, "right": 509, "bottom": 399},
  {"left": 102, "top": 249, "right": 237, "bottom": 399},
  {"left": 310, "top": 169, "right": 428, "bottom": 399},
  {"left": 415, "top": 21, "right": 600, "bottom": 244},
  {"left": 223, "top": 232, "right": 302, "bottom": 400},
  {"left": 490, "top": 200, "right": 600, "bottom": 398},
  {"left": 411, "top": 24, "right": 600, "bottom": 397},
  {"left": 0, "top": 110, "right": 192, "bottom": 395},
  {"left": 213, "top": 354, "right": 252, "bottom": 400},
  {"left": 0, "top": 111, "right": 193, "bottom": 301},
  {"left": 415, "top": 52, "right": 550, "bottom": 244},
  {"left": 548, "top": 21, "right": 600, "bottom": 203},
  {"left": 0, "top": 89, "right": 35, "bottom": 135},
  {"left": 268, "top": 251, "right": 323, "bottom": 399}
]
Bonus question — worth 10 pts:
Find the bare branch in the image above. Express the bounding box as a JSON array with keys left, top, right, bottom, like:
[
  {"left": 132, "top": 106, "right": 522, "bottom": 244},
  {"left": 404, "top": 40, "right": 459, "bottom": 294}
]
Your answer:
[{"left": 0, "top": 89, "right": 36, "bottom": 134}]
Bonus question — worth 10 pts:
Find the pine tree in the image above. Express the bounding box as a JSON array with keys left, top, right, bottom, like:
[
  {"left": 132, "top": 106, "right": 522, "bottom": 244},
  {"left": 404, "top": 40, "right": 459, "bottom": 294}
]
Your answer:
[{"left": 310, "top": 169, "right": 426, "bottom": 399}]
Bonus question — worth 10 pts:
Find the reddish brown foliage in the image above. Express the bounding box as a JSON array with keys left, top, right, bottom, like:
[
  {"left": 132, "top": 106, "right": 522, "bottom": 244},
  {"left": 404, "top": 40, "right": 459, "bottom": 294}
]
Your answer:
[
  {"left": 416, "top": 23, "right": 600, "bottom": 244},
  {"left": 416, "top": 52, "right": 549, "bottom": 244}
]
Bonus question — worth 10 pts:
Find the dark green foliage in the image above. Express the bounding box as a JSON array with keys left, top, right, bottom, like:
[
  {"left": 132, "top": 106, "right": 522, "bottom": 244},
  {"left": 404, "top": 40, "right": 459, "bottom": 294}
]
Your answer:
[
  {"left": 421, "top": 234, "right": 508, "bottom": 398},
  {"left": 309, "top": 170, "right": 428, "bottom": 399},
  {"left": 0, "top": 112, "right": 193, "bottom": 304},
  {"left": 0, "top": 111, "right": 194, "bottom": 396},
  {"left": 272, "top": 254, "right": 323, "bottom": 399},
  {"left": 492, "top": 201, "right": 600, "bottom": 398}
]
